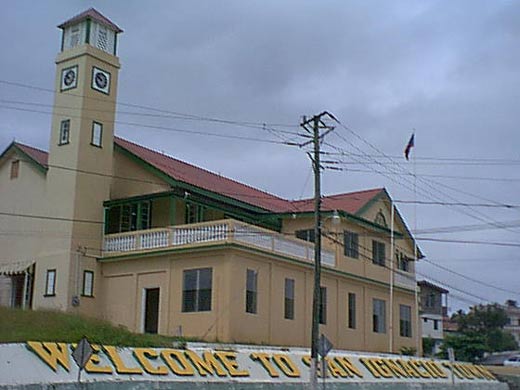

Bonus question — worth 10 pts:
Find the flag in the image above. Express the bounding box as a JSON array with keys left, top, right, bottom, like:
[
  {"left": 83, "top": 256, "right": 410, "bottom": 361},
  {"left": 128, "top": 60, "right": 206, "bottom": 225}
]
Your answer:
[{"left": 404, "top": 133, "right": 414, "bottom": 160}]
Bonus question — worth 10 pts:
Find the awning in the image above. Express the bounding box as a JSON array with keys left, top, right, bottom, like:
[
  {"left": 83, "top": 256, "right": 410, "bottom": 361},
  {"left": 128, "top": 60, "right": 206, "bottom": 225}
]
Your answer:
[{"left": 0, "top": 260, "right": 35, "bottom": 275}]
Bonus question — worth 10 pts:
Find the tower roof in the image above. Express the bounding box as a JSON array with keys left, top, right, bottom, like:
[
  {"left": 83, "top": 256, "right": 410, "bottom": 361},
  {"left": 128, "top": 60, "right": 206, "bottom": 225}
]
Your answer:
[{"left": 57, "top": 8, "right": 123, "bottom": 33}]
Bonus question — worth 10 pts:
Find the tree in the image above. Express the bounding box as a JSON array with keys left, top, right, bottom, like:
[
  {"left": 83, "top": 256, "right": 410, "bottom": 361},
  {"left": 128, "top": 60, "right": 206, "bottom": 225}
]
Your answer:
[
  {"left": 439, "top": 333, "right": 488, "bottom": 362},
  {"left": 438, "top": 303, "right": 518, "bottom": 362}
]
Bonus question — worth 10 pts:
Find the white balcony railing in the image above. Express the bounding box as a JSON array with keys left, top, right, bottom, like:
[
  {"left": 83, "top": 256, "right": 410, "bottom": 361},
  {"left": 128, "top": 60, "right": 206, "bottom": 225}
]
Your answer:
[{"left": 103, "top": 219, "right": 336, "bottom": 267}]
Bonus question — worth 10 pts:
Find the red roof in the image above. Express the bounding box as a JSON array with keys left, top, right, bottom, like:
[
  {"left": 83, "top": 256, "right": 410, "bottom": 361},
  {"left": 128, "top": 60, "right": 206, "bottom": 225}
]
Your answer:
[
  {"left": 58, "top": 8, "right": 123, "bottom": 33},
  {"left": 114, "top": 137, "right": 291, "bottom": 212},
  {"left": 14, "top": 143, "right": 48, "bottom": 168},
  {"left": 291, "top": 188, "right": 384, "bottom": 215},
  {"left": 7, "top": 139, "right": 382, "bottom": 214}
]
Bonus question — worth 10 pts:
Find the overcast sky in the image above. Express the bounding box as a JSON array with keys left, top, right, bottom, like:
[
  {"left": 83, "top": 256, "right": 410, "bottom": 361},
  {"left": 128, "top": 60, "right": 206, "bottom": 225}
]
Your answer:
[{"left": 1, "top": 1, "right": 519, "bottom": 313}]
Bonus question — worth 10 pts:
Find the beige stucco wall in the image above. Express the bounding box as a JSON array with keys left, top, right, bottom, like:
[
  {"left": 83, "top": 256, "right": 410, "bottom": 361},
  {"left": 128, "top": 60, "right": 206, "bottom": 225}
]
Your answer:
[{"left": 100, "top": 245, "right": 418, "bottom": 353}]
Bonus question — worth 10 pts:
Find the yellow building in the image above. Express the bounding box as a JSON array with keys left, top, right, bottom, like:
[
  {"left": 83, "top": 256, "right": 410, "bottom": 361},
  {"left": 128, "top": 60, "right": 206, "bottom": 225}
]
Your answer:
[{"left": 0, "top": 9, "right": 422, "bottom": 354}]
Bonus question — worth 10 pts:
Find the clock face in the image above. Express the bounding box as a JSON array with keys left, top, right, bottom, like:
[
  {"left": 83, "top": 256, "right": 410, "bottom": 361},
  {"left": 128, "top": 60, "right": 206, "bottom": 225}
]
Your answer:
[
  {"left": 60, "top": 66, "right": 78, "bottom": 91},
  {"left": 91, "top": 67, "right": 111, "bottom": 94},
  {"left": 95, "top": 72, "right": 108, "bottom": 89}
]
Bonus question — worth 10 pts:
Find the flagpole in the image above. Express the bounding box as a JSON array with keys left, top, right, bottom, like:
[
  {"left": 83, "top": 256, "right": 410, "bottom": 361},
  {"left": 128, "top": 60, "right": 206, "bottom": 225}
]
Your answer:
[
  {"left": 389, "top": 199, "right": 395, "bottom": 353},
  {"left": 413, "top": 130, "right": 420, "bottom": 356}
]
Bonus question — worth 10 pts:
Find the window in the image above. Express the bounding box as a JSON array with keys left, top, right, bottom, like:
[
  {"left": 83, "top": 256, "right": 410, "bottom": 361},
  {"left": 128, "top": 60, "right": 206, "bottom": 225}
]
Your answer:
[
  {"left": 348, "top": 293, "right": 356, "bottom": 329},
  {"left": 433, "top": 320, "right": 439, "bottom": 330},
  {"left": 106, "top": 201, "right": 151, "bottom": 234},
  {"left": 70, "top": 26, "right": 80, "bottom": 48},
  {"left": 45, "top": 270, "right": 56, "bottom": 296},
  {"left": 182, "top": 268, "right": 212, "bottom": 312},
  {"left": 400, "top": 304, "right": 412, "bottom": 337},
  {"left": 373, "top": 298, "right": 386, "bottom": 333},
  {"left": 185, "top": 202, "right": 204, "bottom": 224},
  {"left": 96, "top": 26, "right": 108, "bottom": 51},
  {"left": 91, "top": 121, "right": 103, "bottom": 147},
  {"left": 372, "top": 241, "right": 386, "bottom": 267},
  {"left": 284, "top": 278, "right": 295, "bottom": 320},
  {"left": 426, "top": 293, "right": 436, "bottom": 308},
  {"left": 246, "top": 269, "right": 258, "bottom": 314},
  {"left": 344, "top": 231, "right": 359, "bottom": 259},
  {"left": 374, "top": 211, "right": 387, "bottom": 227},
  {"left": 396, "top": 250, "right": 410, "bottom": 272},
  {"left": 82, "top": 271, "right": 94, "bottom": 297},
  {"left": 319, "top": 287, "right": 327, "bottom": 325},
  {"left": 59, "top": 120, "right": 70, "bottom": 145},
  {"left": 295, "top": 229, "right": 315, "bottom": 243},
  {"left": 10, "top": 160, "right": 19, "bottom": 179}
]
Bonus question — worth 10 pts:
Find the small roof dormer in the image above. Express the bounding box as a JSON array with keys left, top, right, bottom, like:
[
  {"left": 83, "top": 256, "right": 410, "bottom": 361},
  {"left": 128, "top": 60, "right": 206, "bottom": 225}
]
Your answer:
[{"left": 58, "top": 8, "right": 123, "bottom": 55}]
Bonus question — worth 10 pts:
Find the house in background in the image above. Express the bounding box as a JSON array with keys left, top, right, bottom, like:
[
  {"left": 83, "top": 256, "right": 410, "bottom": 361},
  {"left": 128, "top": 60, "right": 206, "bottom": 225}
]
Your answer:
[
  {"left": 418, "top": 280, "right": 449, "bottom": 355},
  {"left": 504, "top": 300, "right": 520, "bottom": 345},
  {"left": 0, "top": 9, "right": 423, "bottom": 354}
]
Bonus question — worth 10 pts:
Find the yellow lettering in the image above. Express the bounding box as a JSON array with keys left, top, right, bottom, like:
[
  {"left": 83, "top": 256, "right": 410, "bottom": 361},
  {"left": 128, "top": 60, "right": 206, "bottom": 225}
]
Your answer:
[
  {"left": 474, "top": 365, "right": 496, "bottom": 380},
  {"left": 335, "top": 357, "right": 363, "bottom": 378},
  {"left": 396, "top": 359, "right": 421, "bottom": 378},
  {"left": 250, "top": 353, "right": 279, "bottom": 377},
  {"left": 103, "top": 346, "right": 142, "bottom": 375},
  {"left": 455, "top": 363, "right": 475, "bottom": 379},
  {"left": 214, "top": 351, "right": 249, "bottom": 377},
  {"left": 27, "top": 341, "right": 70, "bottom": 372},
  {"left": 409, "top": 360, "right": 431, "bottom": 378},
  {"left": 133, "top": 348, "right": 168, "bottom": 375},
  {"left": 184, "top": 350, "right": 226, "bottom": 377},
  {"left": 372, "top": 359, "right": 393, "bottom": 378},
  {"left": 360, "top": 358, "right": 382, "bottom": 378},
  {"left": 326, "top": 358, "right": 348, "bottom": 378},
  {"left": 272, "top": 354, "right": 300, "bottom": 377},
  {"left": 302, "top": 356, "right": 311, "bottom": 367},
  {"left": 383, "top": 359, "right": 408, "bottom": 378},
  {"left": 423, "top": 360, "right": 447, "bottom": 378},
  {"left": 84, "top": 345, "right": 112, "bottom": 374},
  {"left": 161, "top": 349, "right": 194, "bottom": 376},
  {"left": 442, "top": 362, "right": 464, "bottom": 379}
]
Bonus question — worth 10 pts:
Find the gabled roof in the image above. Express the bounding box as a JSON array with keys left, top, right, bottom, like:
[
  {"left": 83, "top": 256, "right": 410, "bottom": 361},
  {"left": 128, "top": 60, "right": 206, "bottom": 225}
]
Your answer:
[
  {"left": 0, "top": 141, "right": 48, "bottom": 172},
  {"left": 290, "top": 188, "right": 384, "bottom": 214},
  {"left": 1, "top": 138, "right": 388, "bottom": 217},
  {"left": 58, "top": 8, "right": 123, "bottom": 33},
  {"left": 14, "top": 143, "right": 48, "bottom": 168},
  {"left": 114, "top": 137, "right": 290, "bottom": 212}
]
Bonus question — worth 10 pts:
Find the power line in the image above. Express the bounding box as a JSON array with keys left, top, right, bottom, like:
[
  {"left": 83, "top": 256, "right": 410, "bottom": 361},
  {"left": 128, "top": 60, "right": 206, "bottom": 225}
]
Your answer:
[
  {"left": 0, "top": 105, "right": 300, "bottom": 146},
  {"left": 415, "top": 237, "right": 520, "bottom": 248},
  {"left": 394, "top": 200, "right": 520, "bottom": 209},
  {"left": 0, "top": 79, "right": 299, "bottom": 130},
  {"left": 327, "top": 121, "right": 520, "bottom": 236},
  {"left": 326, "top": 166, "right": 520, "bottom": 183},
  {"left": 321, "top": 151, "right": 520, "bottom": 164},
  {"left": 421, "top": 258, "right": 520, "bottom": 296}
]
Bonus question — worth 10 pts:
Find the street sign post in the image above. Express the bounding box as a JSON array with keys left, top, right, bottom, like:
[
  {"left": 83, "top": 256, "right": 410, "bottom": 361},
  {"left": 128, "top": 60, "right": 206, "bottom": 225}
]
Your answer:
[{"left": 72, "top": 337, "right": 93, "bottom": 383}]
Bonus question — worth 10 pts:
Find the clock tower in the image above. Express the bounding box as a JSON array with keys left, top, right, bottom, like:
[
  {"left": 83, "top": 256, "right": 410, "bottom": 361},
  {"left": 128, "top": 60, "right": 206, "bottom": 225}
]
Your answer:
[{"left": 37, "top": 9, "right": 123, "bottom": 312}]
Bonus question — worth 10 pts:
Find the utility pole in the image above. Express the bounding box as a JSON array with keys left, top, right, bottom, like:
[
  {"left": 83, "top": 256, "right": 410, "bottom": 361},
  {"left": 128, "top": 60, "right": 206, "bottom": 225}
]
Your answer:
[{"left": 300, "top": 112, "right": 335, "bottom": 390}]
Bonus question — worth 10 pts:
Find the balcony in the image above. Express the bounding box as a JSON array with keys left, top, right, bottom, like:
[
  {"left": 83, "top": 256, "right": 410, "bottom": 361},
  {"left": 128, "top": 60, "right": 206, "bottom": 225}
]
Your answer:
[{"left": 103, "top": 219, "right": 336, "bottom": 267}]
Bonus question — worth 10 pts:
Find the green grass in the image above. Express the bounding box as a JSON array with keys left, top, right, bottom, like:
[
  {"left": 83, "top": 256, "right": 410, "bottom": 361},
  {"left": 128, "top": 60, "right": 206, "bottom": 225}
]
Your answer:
[{"left": 0, "top": 307, "right": 189, "bottom": 347}]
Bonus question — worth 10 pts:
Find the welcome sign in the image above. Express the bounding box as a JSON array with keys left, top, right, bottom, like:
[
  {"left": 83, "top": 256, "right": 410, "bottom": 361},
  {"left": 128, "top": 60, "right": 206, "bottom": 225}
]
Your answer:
[{"left": 0, "top": 342, "right": 499, "bottom": 386}]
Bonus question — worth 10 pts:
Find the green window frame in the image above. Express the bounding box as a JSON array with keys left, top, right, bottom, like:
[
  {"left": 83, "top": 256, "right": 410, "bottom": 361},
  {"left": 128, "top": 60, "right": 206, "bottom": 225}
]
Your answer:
[{"left": 105, "top": 201, "right": 152, "bottom": 234}]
